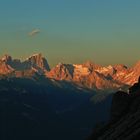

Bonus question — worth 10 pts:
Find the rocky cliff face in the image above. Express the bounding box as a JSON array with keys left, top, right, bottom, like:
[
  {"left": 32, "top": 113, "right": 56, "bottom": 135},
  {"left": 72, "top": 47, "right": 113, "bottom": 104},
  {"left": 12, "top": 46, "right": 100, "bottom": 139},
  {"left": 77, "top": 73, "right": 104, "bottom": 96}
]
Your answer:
[
  {"left": 0, "top": 55, "right": 14, "bottom": 74},
  {"left": 0, "top": 53, "right": 50, "bottom": 77},
  {"left": 88, "top": 78, "right": 140, "bottom": 140},
  {"left": 25, "top": 53, "right": 50, "bottom": 72},
  {"left": 47, "top": 63, "right": 73, "bottom": 80},
  {"left": 0, "top": 61, "right": 14, "bottom": 74}
]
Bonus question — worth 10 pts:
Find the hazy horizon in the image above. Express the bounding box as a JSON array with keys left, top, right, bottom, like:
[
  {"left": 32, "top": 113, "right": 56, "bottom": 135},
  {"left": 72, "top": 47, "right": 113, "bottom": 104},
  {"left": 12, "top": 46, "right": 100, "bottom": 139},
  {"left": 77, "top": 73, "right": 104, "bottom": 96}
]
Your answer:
[{"left": 0, "top": 0, "right": 140, "bottom": 67}]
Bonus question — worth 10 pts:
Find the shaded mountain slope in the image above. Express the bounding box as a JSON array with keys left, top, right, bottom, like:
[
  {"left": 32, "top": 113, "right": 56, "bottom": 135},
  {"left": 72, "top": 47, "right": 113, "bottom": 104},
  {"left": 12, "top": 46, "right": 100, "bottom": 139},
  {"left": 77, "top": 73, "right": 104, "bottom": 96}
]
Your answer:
[
  {"left": 88, "top": 78, "right": 140, "bottom": 140},
  {"left": 0, "top": 76, "right": 112, "bottom": 140}
]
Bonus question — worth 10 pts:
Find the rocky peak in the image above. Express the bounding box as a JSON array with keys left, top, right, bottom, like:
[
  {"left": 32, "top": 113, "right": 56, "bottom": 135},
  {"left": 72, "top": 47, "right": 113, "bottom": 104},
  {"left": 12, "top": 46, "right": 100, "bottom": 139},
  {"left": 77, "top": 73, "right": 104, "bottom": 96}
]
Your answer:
[
  {"left": 47, "top": 63, "right": 73, "bottom": 80},
  {"left": 95, "top": 65, "right": 116, "bottom": 77},
  {"left": 0, "top": 54, "right": 14, "bottom": 74},
  {"left": 0, "top": 53, "right": 50, "bottom": 75},
  {"left": 26, "top": 53, "right": 50, "bottom": 71},
  {"left": 120, "top": 61, "right": 140, "bottom": 85},
  {"left": 83, "top": 61, "right": 101, "bottom": 71},
  {"left": 56, "top": 62, "right": 64, "bottom": 68},
  {"left": 113, "top": 64, "right": 127, "bottom": 70},
  {"left": 1, "top": 54, "right": 12, "bottom": 63}
]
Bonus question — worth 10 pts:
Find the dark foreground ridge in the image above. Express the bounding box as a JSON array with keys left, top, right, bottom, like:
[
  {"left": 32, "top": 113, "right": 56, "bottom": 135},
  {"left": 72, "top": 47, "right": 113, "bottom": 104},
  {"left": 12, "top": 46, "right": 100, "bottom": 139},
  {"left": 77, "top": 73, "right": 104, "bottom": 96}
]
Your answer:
[{"left": 88, "top": 77, "right": 140, "bottom": 140}]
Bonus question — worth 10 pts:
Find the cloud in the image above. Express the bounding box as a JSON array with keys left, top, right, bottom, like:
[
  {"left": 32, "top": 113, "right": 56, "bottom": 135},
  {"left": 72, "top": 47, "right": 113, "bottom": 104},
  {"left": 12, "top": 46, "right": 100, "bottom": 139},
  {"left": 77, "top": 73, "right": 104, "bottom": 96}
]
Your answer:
[{"left": 28, "top": 29, "right": 40, "bottom": 36}]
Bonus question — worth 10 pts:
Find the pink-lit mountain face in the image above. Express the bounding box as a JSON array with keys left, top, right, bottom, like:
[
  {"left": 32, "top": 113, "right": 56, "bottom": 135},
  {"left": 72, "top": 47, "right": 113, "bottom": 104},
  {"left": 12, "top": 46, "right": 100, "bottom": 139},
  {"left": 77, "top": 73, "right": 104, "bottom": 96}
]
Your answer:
[
  {"left": 0, "top": 53, "right": 139, "bottom": 92},
  {"left": 0, "top": 53, "right": 50, "bottom": 77}
]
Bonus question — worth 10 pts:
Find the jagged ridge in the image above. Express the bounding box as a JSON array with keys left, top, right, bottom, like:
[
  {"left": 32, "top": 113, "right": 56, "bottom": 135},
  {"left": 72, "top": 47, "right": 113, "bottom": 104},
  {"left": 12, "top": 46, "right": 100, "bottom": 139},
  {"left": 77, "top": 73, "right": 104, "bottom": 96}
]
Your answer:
[{"left": 0, "top": 53, "right": 140, "bottom": 91}]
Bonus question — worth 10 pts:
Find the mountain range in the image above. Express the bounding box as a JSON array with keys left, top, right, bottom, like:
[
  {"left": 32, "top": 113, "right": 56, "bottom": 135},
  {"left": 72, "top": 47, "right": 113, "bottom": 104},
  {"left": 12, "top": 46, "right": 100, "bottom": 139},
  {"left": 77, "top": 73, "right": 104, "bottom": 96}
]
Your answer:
[
  {"left": 0, "top": 67, "right": 112, "bottom": 140},
  {"left": 1, "top": 53, "right": 140, "bottom": 140},
  {"left": 0, "top": 53, "right": 140, "bottom": 92}
]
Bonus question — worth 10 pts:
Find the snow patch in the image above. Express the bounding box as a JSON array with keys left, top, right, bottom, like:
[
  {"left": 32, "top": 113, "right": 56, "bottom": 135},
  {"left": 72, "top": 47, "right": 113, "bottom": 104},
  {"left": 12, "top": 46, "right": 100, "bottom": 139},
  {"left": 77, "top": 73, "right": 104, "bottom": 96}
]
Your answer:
[{"left": 73, "top": 64, "right": 90, "bottom": 76}]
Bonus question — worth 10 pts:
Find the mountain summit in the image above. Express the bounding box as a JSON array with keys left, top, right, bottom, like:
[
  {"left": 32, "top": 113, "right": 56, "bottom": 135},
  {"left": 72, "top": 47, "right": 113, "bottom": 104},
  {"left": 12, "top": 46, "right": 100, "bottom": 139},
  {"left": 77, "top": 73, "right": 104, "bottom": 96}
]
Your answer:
[
  {"left": 0, "top": 53, "right": 50, "bottom": 76},
  {"left": 26, "top": 53, "right": 50, "bottom": 71},
  {"left": 0, "top": 54, "right": 140, "bottom": 91}
]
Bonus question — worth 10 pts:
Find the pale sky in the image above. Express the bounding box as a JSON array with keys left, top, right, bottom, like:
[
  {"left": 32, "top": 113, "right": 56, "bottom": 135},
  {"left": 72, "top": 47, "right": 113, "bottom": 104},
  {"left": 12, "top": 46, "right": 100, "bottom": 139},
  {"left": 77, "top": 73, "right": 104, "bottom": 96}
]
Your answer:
[{"left": 0, "top": 0, "right": 140, "bottom": 67}]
